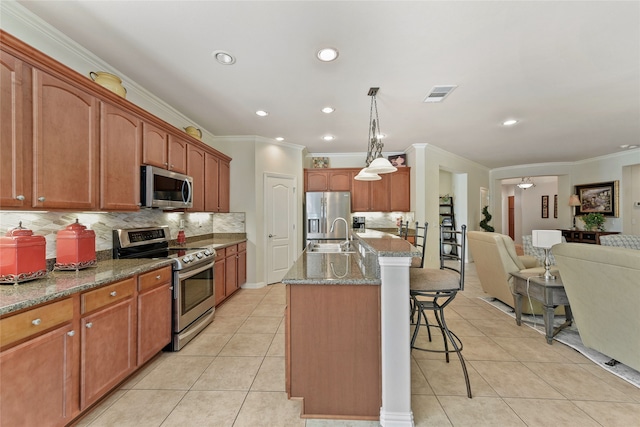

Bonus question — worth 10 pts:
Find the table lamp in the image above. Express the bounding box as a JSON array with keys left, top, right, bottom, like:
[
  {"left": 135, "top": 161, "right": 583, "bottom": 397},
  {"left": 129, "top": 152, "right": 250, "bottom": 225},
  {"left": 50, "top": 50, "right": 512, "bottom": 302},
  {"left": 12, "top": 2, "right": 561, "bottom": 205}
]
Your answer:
[
  {"left": 532, "top": 230, "right": 563, "bottom": 280},
  {"left": 569, "top": 194, "right": 581, "bottom": 230}
]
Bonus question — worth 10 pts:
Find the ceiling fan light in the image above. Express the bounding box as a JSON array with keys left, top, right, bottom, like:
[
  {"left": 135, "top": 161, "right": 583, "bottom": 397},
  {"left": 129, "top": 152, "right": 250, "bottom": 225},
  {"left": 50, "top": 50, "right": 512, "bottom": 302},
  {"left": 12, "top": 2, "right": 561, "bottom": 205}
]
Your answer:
[
  {"left": 365, "top": 157, "right": 397, "bottom": 174},
  {"left": 354, "top": 168, "right": 381, "bottom": 181}
]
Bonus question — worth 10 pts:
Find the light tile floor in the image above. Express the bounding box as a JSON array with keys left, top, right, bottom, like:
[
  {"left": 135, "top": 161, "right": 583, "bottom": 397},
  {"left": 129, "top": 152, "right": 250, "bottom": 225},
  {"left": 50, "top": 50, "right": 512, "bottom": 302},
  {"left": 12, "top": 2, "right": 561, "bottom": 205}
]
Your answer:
[{"left": 76, "top": 264, "right": 640, "bottom": 426}]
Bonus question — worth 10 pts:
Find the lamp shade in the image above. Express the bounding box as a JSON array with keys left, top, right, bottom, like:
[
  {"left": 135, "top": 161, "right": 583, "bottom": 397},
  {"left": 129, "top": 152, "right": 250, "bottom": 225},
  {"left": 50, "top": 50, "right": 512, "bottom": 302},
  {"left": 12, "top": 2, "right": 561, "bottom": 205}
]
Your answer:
[
  {"left": 532, "top": 230, "right": 562, "bottom": 249},
  {"left": 354, "top": 168, "right": 381, "bottom": 181},
  {"left": 569, "top": 194, "right": 581, "bottom": 206},
  {"left": 365, "top": 157, "right": 397, "bottom": 174}
]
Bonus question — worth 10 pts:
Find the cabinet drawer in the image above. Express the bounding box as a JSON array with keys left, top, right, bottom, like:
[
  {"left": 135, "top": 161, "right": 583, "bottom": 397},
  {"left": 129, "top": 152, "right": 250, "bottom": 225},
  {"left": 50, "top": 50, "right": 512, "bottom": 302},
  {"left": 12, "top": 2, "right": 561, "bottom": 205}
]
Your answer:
[
  {"left": 138, "top": 266, "right": 172, "bottom": 292},
  {"left": 225, "top": 244, "right": 238, "bottom": 256},
  {"left": 214, "top": 247, "right": 225, "bottom": 260},
  {"left": 82, "top": 277, "right": 135, "bottom": 314},
  {"left": 238, "top": 241, "right": 247, "bottom": 252},
  {"left": 1, "top": 298, "right": 73, "bottom": 348}
]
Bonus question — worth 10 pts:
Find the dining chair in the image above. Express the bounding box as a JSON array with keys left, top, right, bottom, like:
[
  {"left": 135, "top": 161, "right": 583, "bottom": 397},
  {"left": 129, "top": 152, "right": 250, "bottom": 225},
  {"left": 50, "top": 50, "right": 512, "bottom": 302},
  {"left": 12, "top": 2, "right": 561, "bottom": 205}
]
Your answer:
[{"left": 409, "top": 224, "right": 471, "bottom": 398}]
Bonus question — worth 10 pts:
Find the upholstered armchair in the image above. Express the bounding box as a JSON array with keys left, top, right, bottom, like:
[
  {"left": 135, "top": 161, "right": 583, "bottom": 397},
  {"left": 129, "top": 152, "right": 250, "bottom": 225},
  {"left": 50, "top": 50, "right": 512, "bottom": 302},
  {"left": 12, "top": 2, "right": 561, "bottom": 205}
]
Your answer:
[
  {"left": 554, "top": 243, "right": 640, "bottom": 372},
  {"left": 468, "top": 231, "right": 562, "bottom": 315}
]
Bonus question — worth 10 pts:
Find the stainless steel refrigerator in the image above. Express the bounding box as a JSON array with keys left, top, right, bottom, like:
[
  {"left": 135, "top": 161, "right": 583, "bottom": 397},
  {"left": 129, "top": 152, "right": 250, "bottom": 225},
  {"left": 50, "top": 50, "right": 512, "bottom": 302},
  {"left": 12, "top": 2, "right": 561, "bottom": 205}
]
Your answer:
[{"left": 304, "top": 192, "right": 351, "bottom": 244}]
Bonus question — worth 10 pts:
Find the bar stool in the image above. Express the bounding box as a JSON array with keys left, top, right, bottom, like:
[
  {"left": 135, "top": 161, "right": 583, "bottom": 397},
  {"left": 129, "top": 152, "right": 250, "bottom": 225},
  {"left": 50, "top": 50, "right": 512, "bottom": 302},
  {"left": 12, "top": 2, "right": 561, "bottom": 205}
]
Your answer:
[{"left": 409, "top": 224, "right": 471, "bottom": 398}]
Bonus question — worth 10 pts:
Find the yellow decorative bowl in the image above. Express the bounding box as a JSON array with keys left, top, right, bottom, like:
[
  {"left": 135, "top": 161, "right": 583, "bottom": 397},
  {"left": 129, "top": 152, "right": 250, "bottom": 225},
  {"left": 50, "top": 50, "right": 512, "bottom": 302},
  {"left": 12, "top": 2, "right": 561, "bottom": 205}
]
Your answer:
[{"left": 89, "top": 71, "right": 127, "bottom": 98}]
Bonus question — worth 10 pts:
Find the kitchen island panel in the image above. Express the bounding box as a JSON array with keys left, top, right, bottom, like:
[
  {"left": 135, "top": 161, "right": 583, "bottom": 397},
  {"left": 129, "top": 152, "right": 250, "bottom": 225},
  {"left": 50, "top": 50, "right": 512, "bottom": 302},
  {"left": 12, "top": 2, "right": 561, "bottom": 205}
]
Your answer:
[{"left": 287, "top": 283, "right": 381, "bottom": 419}]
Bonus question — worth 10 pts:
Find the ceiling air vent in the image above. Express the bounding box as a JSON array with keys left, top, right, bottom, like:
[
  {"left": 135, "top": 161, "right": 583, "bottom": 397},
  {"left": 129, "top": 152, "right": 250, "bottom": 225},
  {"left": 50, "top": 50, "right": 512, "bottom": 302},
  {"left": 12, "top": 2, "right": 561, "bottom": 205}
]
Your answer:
[{"left": 423, "top": 85, "right": 458, "bottom": 103}]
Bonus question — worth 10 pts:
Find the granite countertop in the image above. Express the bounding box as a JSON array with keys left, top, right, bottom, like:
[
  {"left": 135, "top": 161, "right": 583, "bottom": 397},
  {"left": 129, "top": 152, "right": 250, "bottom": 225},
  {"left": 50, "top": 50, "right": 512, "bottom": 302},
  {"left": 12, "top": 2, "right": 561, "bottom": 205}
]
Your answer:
[
  {"left": 0, "top": 235, "right": 248, "bottom": 316},
  {"left": 282, "top": 230, "right": 420, "bottom": 286},
  {"left": 0, "top": 258, "right": 175, "bottom": 316}
]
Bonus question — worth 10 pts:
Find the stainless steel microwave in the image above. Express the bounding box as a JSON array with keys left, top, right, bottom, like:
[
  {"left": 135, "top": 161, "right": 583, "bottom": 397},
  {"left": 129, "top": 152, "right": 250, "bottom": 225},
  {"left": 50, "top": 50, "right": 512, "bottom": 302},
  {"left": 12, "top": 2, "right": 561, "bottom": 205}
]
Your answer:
[{"left": 141, "top": 165, "right": 193, "bottom": 209}]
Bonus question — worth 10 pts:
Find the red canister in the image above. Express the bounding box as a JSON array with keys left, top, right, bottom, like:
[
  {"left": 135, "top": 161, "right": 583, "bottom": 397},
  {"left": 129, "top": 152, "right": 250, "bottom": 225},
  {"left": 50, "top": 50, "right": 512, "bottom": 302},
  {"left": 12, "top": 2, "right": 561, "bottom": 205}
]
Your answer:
[
  {"left": 55, "top": 219, "right": 97, "bottom": 270},
  {"left": 0, "top": 222, "right": 47, "bottom": 284}
]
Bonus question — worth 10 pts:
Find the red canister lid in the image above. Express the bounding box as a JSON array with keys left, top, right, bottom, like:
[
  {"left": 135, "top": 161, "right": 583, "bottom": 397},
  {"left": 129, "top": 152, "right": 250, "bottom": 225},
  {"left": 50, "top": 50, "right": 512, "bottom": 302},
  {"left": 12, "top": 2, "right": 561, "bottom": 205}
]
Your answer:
[
  {"left": 0, "top": 221, "right": 46, "bottom": 247},
  {"left": 4, "top": 221, "right": 34, "bottom": 237},
  {"left": 57, "top": 219, "right": 95, "bottom": 239}
]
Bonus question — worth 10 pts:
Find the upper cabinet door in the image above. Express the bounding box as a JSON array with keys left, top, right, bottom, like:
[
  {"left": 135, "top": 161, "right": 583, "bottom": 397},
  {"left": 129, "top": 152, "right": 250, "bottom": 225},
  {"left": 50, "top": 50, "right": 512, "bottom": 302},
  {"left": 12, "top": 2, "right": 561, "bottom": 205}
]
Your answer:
[
  {"left": 328, "top": 170, "right": 351, "bottom": 191},
  {"left": 187, "top": 144, "right": 205, "bottom": 212},
  {"left": 100, "top": 102, "right": 142, "bottom": 211},
  {"left": 32, "top": 69, "right": 99, "bottom": 210},
  {"left": 218, "top": 159, "right": 230, "bottom": 212},
  {"left": 142, "top": 122, "right": 168, "bottom": 169},
  {"left": 389, "top": 168, "right": 410, "bottom": 212},
  {"left": 0, "top": 51, "right": 29, "bottom": 208},
  {"left": 168, "top": 135, "right": 188, "bottom": 174},
  {"left": 305, "top": 170, "right": 329, "bottom": 192}
]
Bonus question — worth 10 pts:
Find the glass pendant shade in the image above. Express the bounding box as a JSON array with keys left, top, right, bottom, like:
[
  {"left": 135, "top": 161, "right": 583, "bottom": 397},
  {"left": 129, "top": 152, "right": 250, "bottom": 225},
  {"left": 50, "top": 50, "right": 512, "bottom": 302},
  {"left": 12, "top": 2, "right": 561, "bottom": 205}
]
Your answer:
[
  {"left": 365, "top": 157, "right": 397, "bottom": 174},
  {"left": 354, "top": 168, "right": 381, "bottom": 181}
]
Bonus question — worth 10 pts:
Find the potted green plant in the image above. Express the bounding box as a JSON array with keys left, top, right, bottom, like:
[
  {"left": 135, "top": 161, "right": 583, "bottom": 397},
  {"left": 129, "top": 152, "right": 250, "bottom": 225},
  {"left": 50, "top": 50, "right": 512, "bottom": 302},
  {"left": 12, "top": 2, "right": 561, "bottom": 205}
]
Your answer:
[
  {"left": 479, "top": 206, "right": 495, "bottom": 232},
  {"left": 581, "top": 212, "right": 605, "bottom": 231}
]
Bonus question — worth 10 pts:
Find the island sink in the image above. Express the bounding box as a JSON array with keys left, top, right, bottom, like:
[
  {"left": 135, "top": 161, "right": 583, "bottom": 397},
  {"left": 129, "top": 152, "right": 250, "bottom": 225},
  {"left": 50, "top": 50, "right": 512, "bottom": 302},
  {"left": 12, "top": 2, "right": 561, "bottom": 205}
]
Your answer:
[{"left": 306, "top": 242, "right": 354, "bottom": 253}]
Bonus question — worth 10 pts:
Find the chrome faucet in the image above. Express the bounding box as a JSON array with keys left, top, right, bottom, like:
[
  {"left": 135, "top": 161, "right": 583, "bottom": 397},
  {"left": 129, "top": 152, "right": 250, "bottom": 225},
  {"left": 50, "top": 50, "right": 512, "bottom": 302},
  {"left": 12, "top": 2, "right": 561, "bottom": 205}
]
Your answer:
[{"left": 330, "top": 217, "right": 350, "bottom": 249}]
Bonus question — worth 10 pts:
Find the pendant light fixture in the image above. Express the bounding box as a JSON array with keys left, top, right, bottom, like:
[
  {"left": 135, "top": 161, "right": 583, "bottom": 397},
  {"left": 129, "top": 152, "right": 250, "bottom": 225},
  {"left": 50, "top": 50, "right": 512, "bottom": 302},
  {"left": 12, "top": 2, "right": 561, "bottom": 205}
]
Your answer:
[
  {"left": 516, "top": 177, "right": 535, "bottom": 189},
  {"left": 354, "top": 88, "right": 397, "bottom": 180}
]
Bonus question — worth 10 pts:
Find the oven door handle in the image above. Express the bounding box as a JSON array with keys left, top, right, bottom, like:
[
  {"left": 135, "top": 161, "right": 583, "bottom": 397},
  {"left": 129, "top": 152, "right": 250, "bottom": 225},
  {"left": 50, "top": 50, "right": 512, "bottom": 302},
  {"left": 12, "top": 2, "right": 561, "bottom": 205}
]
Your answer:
[{"left": 177, "top": 261, "right": 215, "bottom": 281}]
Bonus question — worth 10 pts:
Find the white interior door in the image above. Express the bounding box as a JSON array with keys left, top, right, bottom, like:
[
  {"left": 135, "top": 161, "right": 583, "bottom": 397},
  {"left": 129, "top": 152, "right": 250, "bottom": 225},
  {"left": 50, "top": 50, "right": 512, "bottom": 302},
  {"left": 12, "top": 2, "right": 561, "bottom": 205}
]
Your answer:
[{"left": 265, "top": 174, "right": 296, "bottom": 284}]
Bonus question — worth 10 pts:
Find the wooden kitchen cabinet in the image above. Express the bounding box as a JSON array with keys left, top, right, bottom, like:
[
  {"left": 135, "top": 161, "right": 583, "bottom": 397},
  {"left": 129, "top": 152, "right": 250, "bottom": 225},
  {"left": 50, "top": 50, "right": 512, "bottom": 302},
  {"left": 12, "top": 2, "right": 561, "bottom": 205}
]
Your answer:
[
  {"left": 137, "top": 266, "right": 172, "bottom": 365},
  {"left": 80, "top": 277, "right": 136, "bottom": 409},
  {"left": 214, "top": 247, "right": 227, "bottom": 305},
  {"left": 225, "top": 244, "right": 239, "bottom": 297},
  {"left": 305, "top": 168, "right": 352, "bottom": 192},
  {"left": 0, "top": 298, "right": 76, "bottom": 427},
  {"left": 32, "top": 68, "right": 99, "bottom": 210},
  {"left": 350, "top": 170, "right": 390, "bottom": 212},
  {"left": 188, "top": 144, "right": 206, "bottom": 212},
  {"left": 142, "top": 121, "right": 168, "bottom": 168},
  {"left": 168, "top": 134, "right": 188, "bottom": 174},
  {"left": 0, "top": 50, "right": 31, "bottom": 209},
  {"left": 237, "top": 242, "right": 247, "bottom": 287},
  {"left": 215, "top": 242, "right": 247, "bottom": 306},
  {"left": 389, "top": 167, "right": 410, "bottom": 211},
  {"left": 205, "top": 152, "right": 231, "bottom": 212},
  {"left": 100, "top": 102, "right": 142, "bottom": 210}
]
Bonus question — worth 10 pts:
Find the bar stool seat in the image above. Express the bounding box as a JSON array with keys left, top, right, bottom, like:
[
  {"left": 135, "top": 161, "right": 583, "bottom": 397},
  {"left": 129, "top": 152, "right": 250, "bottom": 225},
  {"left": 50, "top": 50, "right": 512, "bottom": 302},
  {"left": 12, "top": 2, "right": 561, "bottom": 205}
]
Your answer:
[{"left": 410, "top": 224, "right": 471, "bottom": 398}]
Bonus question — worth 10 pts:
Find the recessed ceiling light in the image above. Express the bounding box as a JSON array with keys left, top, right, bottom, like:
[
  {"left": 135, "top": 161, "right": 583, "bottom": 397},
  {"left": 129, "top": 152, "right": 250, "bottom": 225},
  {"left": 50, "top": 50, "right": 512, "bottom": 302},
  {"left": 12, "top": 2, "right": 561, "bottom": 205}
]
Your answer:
[
  {"left": 321, "top": 107, "right": 335, "bottom": 114},
  {"left": 212, "top": 50, "right": 236, "bottom": 65},
  {"left": 275, "top": 137, "right": 284, "bottom": 141},
  {"left": 317, "top": 48, "right": 339, "bottom": 62},
  {"left": 255, "top": 110, "right": 269, "bottom": 117},
  {"left": 502, "top": 119, "right": 518, "bottom": 126},
  {"left": 620, "top": 144, "right": 638, "bottom": 149},
  {"left": 323, "top": 135, "right": 335, "bottom": 141}
]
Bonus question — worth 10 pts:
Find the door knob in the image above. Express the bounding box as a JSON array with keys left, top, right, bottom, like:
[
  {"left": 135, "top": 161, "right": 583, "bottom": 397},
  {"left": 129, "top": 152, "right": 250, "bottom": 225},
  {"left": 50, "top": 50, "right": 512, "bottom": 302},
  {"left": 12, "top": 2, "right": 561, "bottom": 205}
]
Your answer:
[{"left": 268, "top": 234, "right": 276, "bottom": 238}]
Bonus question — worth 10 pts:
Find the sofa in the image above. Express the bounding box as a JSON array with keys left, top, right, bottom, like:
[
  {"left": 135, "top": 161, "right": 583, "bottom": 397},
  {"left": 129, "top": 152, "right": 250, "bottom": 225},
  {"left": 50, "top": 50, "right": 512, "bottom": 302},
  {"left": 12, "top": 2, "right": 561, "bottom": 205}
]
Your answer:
[
  {"left": 599, "top": 234, "right": 640, "bottom": 250},
  {"left": 553, "top": 243, "right": 640, "bottom": 372},
  {"left": 468, "top": 231, "right": 561, "bottom": 314}
]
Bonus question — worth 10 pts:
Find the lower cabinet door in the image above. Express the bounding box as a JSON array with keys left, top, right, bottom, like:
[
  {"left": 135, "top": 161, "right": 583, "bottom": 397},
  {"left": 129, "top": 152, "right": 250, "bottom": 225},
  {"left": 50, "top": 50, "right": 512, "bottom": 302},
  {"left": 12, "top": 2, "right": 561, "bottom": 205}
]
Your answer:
[
  {"left": 80, "top": 297, "right": 136, "bottom": 409},
  {"left": 0, "top": 324, "right": 75, "bottom": 427},
  {"left": 137, "top": 283, "right": 172, "bottom": 365}
]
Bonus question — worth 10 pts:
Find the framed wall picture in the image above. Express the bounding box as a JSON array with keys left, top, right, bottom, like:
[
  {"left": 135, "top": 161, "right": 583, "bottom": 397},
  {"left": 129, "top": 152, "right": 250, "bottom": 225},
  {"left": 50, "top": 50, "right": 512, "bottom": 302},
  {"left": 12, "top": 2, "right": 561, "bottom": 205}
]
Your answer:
[
  {"left": 554, "top": 194, "right": 558, "bottom": 218},
  {"left": 575, "top": 181, "right": 619, "bottom": 217},
  {"left": 388, "top": 154, "right": 407, "bottom": 167},
  {"left": 541, "top": 195, "right": 549, "bottom": 218},
  {"left": 312, "top": 157, "right": 329, "bottom": 168}
]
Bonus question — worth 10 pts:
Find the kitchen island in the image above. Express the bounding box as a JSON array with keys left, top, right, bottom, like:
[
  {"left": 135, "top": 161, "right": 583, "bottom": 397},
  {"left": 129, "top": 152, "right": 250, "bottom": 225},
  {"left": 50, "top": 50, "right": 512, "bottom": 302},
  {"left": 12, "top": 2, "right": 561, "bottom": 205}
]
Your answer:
[{"left": 283, "top": 230, "right": 420, "bottom": 426}]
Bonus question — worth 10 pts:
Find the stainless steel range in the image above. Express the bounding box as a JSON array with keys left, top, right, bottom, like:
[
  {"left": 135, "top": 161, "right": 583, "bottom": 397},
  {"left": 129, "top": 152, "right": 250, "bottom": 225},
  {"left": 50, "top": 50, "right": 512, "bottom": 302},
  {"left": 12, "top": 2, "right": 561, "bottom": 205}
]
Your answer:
[{"left": 113, "top": 226, "right": 216, "bottom": 351}]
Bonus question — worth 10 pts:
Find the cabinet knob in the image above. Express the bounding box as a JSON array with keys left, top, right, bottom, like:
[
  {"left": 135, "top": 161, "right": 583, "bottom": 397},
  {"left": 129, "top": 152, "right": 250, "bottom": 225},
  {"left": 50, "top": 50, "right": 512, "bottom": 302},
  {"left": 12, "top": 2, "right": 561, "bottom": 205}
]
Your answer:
[
  {"left": 86, "top": 322, "right": 93, "bottom": 328},
  {"left": 67, "top": 331, "right": 75, "bottom": 337},
  {"left": 110, "top": 291, "right": 117, "bottom": 297},
  {"left": 38, "top": 196, "right": 46, "bottom": 202},
  {"left": 16, "top": 195, "right": 25, "bottom": 201},
  {"left": 31, "top": 318, "right": 41, "bottom": 326},
  {"left": 164, "top": 162, "right": 168, "bottom": 166},
  {"left": 156, "top": 275, "right": 161, "bottom": 280}
]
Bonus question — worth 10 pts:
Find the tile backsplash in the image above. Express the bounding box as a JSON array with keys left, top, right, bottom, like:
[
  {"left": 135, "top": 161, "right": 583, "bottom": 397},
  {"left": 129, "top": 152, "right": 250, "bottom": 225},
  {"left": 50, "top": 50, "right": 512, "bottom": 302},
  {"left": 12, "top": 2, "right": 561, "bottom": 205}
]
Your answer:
[
  {"left": 352, "top": 212, "right": 415, "bottom": 229},
  {"left": 0, "top": 210, "right": 245, "bottom": 259}
]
